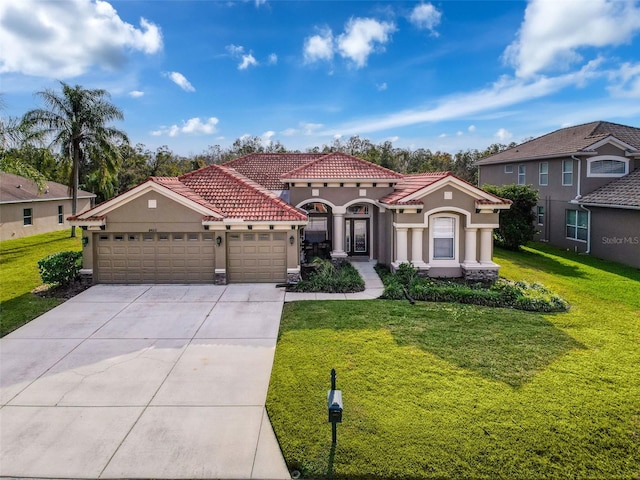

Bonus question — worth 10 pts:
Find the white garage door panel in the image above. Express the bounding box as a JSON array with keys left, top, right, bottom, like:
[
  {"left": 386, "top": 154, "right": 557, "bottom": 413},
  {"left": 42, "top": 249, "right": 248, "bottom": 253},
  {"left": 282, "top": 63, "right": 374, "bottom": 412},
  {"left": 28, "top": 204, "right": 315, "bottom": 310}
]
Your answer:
[
  {"left": 96, "top": 232, "right": 215, "bottom": 284},
  {"left": 227, "top": 232, "right": 287, "bottom": 283}
]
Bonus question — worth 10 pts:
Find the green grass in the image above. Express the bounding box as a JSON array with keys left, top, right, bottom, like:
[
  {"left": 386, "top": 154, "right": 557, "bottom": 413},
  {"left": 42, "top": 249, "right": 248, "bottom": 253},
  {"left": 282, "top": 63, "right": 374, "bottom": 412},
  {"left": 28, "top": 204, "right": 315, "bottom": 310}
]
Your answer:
[
  {"left": 0, "top": 230, "right": 81, "bottom": 336},
  {"left": 267, "top": 244, "right": 640, "bottom": 479}
]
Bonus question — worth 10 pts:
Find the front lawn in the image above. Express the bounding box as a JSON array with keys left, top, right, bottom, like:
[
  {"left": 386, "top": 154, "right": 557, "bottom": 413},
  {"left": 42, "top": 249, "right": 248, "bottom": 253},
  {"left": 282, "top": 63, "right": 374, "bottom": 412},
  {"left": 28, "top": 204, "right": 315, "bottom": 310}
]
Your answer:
[
  {"left": 0, "top": 230, "right": 82, "bottom": 336},
  {"left": 266, "top": 244, "right": 640, "bottom": 479}
]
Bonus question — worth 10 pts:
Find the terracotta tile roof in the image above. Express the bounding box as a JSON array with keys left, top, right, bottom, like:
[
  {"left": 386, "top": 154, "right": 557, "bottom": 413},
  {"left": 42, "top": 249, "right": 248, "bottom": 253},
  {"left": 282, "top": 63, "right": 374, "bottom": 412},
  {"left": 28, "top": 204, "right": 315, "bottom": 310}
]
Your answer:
[
  {"left": 477, "top": 121, "right": 640, "bottom": 165},
  {"left": 579, "top": 168, "right": 640, "bottom": 209},
  {"left": 224, "top": 153, "right": 326, "bottom": 190},
  {"left": 0, "top": 172, "right": 95, "bottom": 203},
  {"left": 280, "top": 152, "right": 403, "bottom": 180},
  {"left": 179, "top": 165, "right": 307, "bottom": 222},
  {"left": 150, "top": 177, "right": 224, "bottom": 216},
  {"left": 379, "top": 172, "right": 450, "bottom": 204}
]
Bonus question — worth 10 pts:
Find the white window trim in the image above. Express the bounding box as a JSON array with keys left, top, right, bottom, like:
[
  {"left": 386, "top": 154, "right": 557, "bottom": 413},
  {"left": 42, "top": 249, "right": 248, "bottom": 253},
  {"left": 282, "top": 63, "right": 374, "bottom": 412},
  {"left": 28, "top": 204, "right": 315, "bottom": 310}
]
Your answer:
[
  {"left": 504, "top": 164, "right": 513, "bottom": 174},
  {"left": 428, "top": 214, "right": 459, "bottom": 266},
  {"left": 539, "top": 162, "right": 548, "bottom": 186},
  {"left": 562, "top": 159, "right": 573, "bottom": 186},
  {"left": 586, "top": 155, "right": 629, "bottom": 178},
  {"left": 537, "top": 206, "right": 544, "bottom": 226},
  {"left": 23, "top": 208, "right": 33, "bottom": 226},
  {"left": 517, "top": 165, "right": 526, "bottom": 185}
]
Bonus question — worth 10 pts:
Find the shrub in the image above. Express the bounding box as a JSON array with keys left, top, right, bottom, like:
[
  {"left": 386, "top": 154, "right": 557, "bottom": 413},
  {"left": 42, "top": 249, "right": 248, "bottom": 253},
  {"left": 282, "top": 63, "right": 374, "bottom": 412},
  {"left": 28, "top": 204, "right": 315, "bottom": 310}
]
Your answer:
[
  {"left": 37, "top": 251, "right": 82, "bottom": 287},
  {"left": 377, "top": 266, "right": 568, "bottom": 312},
  {"left": 292, "top": 259, "right": 365, "bottom": 293},
  {"left": 483, "top": 184, "right": 538, "bottom": 250}
]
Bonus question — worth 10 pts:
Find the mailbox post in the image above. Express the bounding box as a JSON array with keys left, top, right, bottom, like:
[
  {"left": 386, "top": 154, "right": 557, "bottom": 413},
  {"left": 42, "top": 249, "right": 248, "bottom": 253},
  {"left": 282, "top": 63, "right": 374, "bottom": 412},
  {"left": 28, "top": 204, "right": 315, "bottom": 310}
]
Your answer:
[{"left": 327, "top": 368, "right": 343, "bottom": 444}]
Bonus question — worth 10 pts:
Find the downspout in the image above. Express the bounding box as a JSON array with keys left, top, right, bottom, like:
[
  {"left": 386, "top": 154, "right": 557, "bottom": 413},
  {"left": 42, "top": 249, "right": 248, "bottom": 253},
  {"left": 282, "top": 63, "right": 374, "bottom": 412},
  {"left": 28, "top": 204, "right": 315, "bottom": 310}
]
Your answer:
[
  {"left": 572, "top": 155, "right": 582, "bottom": 200},
  {"left": 579, "top": 204, "right": 592, "bottom": 254}
]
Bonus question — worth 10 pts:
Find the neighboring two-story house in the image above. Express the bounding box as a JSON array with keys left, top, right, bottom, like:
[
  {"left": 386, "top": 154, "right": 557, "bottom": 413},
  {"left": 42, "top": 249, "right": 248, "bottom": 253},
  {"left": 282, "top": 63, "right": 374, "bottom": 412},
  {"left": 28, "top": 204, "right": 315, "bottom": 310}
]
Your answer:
[{"left": 477, "top": 121, "right": 640, "bottom": 268}]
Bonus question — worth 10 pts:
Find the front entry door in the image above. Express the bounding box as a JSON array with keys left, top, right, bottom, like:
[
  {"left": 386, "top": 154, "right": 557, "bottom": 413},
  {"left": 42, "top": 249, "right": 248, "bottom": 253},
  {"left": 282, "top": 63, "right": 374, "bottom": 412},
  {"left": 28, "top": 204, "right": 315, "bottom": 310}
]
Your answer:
[{"left": 345, "top": 219, "right": 369, "bottom": 256}]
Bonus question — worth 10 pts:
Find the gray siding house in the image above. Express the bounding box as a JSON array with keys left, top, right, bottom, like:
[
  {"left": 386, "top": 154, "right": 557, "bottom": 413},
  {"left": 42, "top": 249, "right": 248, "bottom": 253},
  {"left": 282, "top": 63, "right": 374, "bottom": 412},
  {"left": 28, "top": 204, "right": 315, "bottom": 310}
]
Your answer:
[{"left": 477, "top": 121, "right": 640, "bottom": 268}]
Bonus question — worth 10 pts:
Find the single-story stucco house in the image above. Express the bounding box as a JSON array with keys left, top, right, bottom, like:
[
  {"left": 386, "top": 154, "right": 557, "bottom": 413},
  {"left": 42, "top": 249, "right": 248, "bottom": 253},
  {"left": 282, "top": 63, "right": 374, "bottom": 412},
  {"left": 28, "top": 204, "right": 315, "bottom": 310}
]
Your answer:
[
  {"left": 0, "top": 172, "right": 95, "bottom": 241},
  {"left": 69, "top": 153, "right": 511, "bottom": 284}
]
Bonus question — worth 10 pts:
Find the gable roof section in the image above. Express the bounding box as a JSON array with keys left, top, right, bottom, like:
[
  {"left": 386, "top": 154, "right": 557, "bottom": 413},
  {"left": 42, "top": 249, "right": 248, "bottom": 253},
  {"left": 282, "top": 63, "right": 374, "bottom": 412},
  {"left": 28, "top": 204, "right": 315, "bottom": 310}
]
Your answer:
[
  {"left": 379, "top": 171, "right": 511, "bottom": 208},
  {"left": 280, "top": 152, "right": 403, "bottom": 181},
  {"left": 1, "top": 172, "right": 95, "bottom": 204},
  {"left": 69, "top": 177, "right": 224, "bottom": 221},
  {"left": 579, "top": 168, "right": 640, "bottom": 210},
  {"left": 224, "top": 153, "right": 325, "bottom": 190},
  {"left": 477, "top": 121, "right": 640, "bottom": 165},
  {"left": 179, "top": 164, "right": 307, "bottom": 222}
]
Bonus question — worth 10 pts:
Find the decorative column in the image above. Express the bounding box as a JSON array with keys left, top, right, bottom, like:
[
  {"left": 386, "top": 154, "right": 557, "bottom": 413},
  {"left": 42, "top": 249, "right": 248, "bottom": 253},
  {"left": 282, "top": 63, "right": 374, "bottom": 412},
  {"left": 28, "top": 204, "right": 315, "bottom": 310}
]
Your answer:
[
  {"left": 393, "top": 227, "right": 408, "bottom": 268},
  {"left": 410, "top": 227, "right": 427, "bottom": 267},
  {"left": 331, "top": 212, "right": 347, "bottom": 258},
  {"left": 463, "top": 228, "right": 478, "bottom": 264},
  {"left": 479, "top": 228, "right": 493, "bottom": 264}
]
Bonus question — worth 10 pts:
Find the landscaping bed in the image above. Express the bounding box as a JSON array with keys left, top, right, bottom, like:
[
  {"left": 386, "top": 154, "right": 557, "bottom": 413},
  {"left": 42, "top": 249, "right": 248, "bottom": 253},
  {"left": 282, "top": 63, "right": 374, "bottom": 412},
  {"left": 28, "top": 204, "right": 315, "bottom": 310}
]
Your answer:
[
  {"left": 376, "top": 262, "right": 569, "bottom": 312},
  {"left": 290, "top": 258, "right": 365, "bottom": 293}
]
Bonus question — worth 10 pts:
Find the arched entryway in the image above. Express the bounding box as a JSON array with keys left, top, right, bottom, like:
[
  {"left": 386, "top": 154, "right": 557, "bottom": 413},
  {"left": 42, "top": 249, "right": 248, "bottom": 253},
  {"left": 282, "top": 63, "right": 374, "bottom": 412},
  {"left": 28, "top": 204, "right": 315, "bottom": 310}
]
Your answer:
[{"left": 300, "top": 202, "right": 332, "bottom": 260}]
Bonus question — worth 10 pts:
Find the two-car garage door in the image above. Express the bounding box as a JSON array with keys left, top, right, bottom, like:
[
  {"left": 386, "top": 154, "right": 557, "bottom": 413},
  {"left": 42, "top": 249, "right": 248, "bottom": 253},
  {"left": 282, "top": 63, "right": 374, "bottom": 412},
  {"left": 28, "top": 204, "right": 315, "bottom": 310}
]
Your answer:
[
  {"left": 95, "top": 231, "right": 287, "bottom": 283},
  {"left": 96, "top": 232, "right": 215, "bottom": 283}
]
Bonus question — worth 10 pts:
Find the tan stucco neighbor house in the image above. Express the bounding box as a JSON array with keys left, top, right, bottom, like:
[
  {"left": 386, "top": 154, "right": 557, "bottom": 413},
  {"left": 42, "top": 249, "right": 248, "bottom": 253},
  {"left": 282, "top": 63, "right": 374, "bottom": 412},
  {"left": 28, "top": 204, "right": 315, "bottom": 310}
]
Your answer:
[
  {"left": 477, "top": 121, "right": 640, "bottom": 268},
  {"left": 70, "top": 153, "right": 510, "bottom": 284},
  {"left": 0, "top": 172, "right": 95, "bottom": 241}
]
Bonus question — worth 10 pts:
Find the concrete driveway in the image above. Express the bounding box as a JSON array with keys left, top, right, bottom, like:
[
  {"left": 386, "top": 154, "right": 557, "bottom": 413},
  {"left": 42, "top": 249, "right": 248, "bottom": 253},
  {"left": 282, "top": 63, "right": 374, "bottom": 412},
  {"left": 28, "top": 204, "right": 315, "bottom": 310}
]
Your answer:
[{"left": 0, "top": 284, "right": 290, "bottom": 480}]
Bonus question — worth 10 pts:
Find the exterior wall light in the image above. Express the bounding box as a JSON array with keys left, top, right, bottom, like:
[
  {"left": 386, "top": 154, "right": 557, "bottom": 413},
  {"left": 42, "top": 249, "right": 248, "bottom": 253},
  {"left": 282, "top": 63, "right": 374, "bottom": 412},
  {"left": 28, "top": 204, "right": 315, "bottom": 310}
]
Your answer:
[
  {"left": 216, "top": 236, "right": 223, "bottom": 247},
  {"left": 289, "top": 235, "right": 295, "bottom": 245}
]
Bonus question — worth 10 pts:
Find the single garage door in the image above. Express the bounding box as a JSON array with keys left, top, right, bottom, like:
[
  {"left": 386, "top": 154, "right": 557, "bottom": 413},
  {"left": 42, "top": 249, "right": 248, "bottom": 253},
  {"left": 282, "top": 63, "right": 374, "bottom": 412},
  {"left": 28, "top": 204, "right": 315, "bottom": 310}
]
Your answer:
[
  {"left": 96, "top": 232, "right": 215, "bottom": 283},
  {"left": 227, "top": 232, "right": 286, "bottom": 282}
]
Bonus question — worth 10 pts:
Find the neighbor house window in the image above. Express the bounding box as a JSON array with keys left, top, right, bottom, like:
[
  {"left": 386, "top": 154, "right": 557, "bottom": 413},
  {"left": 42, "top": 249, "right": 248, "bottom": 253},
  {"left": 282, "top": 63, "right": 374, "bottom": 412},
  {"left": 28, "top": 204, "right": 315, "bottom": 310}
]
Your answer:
[
  {"left": 587, "top": 156, "right": 628, "bottom": 177},
  {"left": 562, "top": 159, "right": 573, "bottom": 186},
  {"left": 537, "top": 206, "right": 545, "bottom": 225},
  {"left": 23, "top": 208, "right": 32, "bottom": 226},
  {"left": 432, "top": 217, "right": 455, "bottom": 259},
  {"left": 539, "top": 162, "right": 548, "bottom": 186},
  {"left": 504, "top": 164, "right": 513, "bottom": 174},
  {"left": 57, "top": 205, "right": 64, "bottom": 224},
  {"left": 566, "top": 210, "right": 588, "bottom": 242},
  {"left": 518, "top": 165, "right": 526, "bottom": 185}
]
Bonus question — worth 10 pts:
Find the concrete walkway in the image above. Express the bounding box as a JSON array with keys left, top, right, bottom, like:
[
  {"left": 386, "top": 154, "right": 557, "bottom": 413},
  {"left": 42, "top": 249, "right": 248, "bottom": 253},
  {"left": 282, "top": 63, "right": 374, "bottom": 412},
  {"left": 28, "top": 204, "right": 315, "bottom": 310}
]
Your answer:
[
  {"left": 285, "top": 259, "right": 384, "bottom": 302},
  {"left": 0, "top": 284, "right": 290, "bottom": 480}
]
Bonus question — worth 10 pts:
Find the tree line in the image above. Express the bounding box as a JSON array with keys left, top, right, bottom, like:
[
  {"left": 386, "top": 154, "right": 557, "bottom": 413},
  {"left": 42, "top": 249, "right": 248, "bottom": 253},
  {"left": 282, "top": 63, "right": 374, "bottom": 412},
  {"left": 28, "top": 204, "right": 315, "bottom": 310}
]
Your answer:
[{"left": 1, "top": 82, "right": 516, "bottom": 233}]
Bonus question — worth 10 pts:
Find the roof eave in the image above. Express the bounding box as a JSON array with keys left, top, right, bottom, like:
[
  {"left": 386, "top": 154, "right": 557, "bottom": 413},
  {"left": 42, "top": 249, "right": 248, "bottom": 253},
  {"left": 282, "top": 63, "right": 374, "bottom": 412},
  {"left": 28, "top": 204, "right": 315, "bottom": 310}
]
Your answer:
[
  {"left": 281, "top": 177, "right": 401, "bottom": 183},
  {"left": 477, "top": 150, "right": 599, "bottom": 166},
  {"left": 578, "top": 202, "right": 640, "bottom": 210}
]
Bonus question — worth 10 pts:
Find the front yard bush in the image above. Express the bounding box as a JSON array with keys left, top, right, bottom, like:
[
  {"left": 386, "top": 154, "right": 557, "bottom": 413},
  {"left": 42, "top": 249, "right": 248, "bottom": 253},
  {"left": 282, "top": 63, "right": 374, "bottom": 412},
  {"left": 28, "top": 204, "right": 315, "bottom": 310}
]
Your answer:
[
  {"left": 37, "top": 251, "right": 82, "bottom": 287},
  {"left": 376, "top": 263, "right": 569, "bottom": 312},
  {"left": 291, "top": 258, "right": 364, "bottom": 293}
]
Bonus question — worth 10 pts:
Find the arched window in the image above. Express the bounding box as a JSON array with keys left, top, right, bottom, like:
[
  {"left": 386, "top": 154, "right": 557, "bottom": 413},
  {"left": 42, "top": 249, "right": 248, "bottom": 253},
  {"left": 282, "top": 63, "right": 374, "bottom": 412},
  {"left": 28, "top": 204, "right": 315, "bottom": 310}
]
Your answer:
[{"left": 587, "top": 156, "right": 628, "bottom": 177}]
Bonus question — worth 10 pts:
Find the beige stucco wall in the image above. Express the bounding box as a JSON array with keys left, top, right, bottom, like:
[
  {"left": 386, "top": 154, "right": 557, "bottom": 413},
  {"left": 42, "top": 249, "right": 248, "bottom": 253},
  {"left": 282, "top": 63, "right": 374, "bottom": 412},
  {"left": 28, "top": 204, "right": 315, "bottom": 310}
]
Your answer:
[
  {"left": 80, "top": 190, "right": 303, "bottom": 277},
  {"left": 1, "top": 198, "right": 92, "bottom": 241}
]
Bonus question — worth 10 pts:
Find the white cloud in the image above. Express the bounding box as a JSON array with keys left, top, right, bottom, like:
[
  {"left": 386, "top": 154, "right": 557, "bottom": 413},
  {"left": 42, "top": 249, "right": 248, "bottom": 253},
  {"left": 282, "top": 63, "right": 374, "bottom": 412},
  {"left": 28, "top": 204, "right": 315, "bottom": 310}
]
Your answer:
[
  {"left": 239, "top": 54, "right": 258, "bottom": 70},
  {"left": 456, "top": 131, "right": 463, "bottom": 136},
  {"left": 0, "top": 0, "right": 162, "bottom": 78},
  {"left": 439, "top": 133, "right": 447, "bottom": 138},
  {"left": 281, "top": 128, "right": 297, "bottom": 136},
  {"left": 504, "top": 0, "right": 640, "bottom": 78},
  {"left": 302, "top": 122, "right": 324, "bottom": 135},
  {"left": 304, "top": 28, "right": 334, "bottom": 63},
  {"left": 608, "top": 61, "right": 640, "bottom": 98},
  {"left": 377, "top": 82, "right": 388, "bottom": 91},
  {"left": 226, "top": 44, "right": 259, "bottom": 70},
  {"left": 255, "top": 0, "right": 267, "bottom": 6},
  {"left": 320, "top": 60, "right": 603, "bottom": 136},
  {"left": 152, "top": 117, "right": 218, "bottom": 137},
  {"left": 468, "top": 125, "right": 476, "bottom": 132},
  {"left": 495, "top": 128, "right": 513, "bottom": 142},
  {"left": 262, "top": 130, "right": 276, "bottom": 141},
  {"left": 337, "top": 18, "right": 396, "bottom": 68},
  {"left": 165, "top": 71, "right": 195, "bottom": 92},
  {"left": 409, "top": 3, "right": 442, "bottom": 35},
  {"left": 129, "top": 90, "right": 144, "bottom": 98},
  {"left": 267, "top": 53, "right": 278, "bottom": 65}
]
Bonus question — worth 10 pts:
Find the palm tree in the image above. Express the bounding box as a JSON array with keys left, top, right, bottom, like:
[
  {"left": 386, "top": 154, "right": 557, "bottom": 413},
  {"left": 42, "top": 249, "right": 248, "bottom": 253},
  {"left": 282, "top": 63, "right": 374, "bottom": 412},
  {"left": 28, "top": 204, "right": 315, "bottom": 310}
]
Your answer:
[{"left": 22, "top": 82, "right": 128, "bottom": 236}]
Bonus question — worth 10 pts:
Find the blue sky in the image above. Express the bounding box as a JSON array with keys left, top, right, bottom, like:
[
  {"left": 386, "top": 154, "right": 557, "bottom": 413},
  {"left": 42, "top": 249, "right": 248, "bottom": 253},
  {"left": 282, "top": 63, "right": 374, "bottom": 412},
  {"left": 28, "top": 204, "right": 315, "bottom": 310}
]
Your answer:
[{"left": 2, "top": 0, "right": 640, "bottom": 156}]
